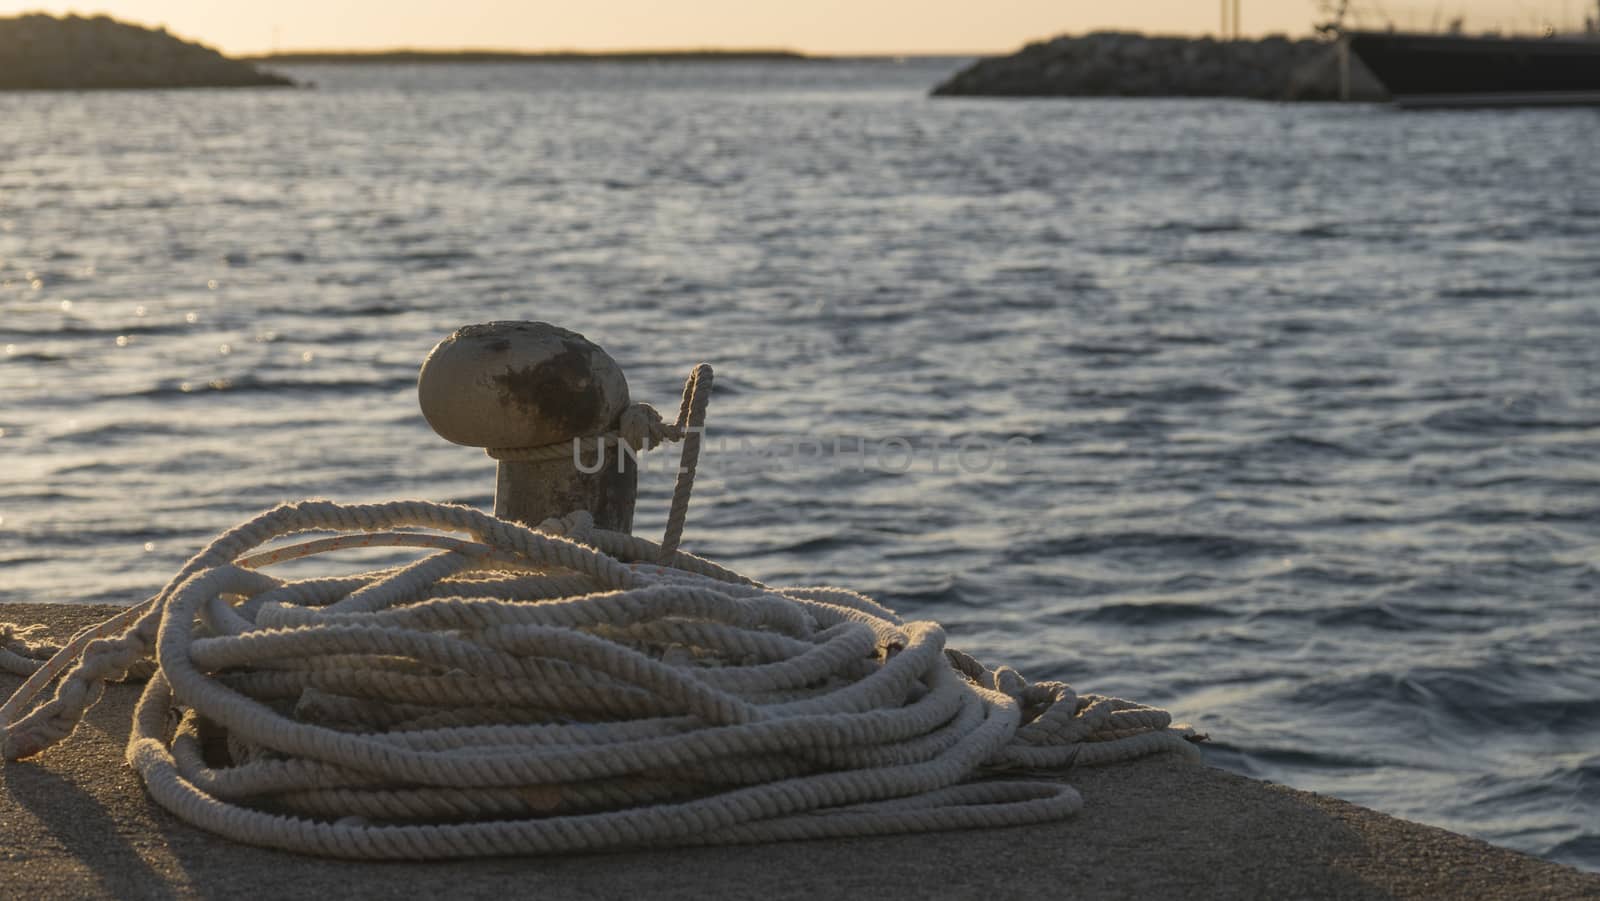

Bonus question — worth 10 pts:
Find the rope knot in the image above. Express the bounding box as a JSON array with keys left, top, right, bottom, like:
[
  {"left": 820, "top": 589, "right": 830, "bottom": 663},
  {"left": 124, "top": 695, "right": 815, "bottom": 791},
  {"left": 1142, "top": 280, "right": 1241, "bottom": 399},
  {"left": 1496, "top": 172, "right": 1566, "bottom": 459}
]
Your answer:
[{"left": 618, "top": 403, "right": 672, "bottom": 453}]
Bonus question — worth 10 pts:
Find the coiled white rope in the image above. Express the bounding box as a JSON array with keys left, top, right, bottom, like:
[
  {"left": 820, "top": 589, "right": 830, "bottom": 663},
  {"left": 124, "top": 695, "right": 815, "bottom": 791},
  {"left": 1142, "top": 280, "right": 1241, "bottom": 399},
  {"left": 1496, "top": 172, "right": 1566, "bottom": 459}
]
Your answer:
[{"left": 0, "top": 369, "right": 1201, "bottom": 860}]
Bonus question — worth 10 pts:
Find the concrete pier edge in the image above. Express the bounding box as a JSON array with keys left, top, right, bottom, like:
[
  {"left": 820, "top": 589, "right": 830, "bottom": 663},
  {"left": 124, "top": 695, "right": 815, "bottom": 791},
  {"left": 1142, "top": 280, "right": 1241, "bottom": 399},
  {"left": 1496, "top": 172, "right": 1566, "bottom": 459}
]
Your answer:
[{"left": 2, "top": 602, "right": 1596, "bottom": 899}]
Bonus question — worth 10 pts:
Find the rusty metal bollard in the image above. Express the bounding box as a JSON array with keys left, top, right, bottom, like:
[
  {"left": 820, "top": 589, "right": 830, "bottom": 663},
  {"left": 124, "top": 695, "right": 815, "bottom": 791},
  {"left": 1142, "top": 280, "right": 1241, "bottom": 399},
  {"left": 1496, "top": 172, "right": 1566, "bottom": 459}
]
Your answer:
[{"left": 417, "top": 321, "right": 637, "bottom": 532}]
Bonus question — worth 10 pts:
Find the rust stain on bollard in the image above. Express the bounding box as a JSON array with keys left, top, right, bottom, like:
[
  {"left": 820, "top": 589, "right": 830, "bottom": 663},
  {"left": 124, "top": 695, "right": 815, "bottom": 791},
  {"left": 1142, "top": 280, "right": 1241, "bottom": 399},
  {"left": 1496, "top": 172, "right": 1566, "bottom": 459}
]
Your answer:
[
  {"left": 489, "top": 342, "right": 605, "bottom": 436},
  {"left": 418, "top": 321, "right": 637, "bottom": 533}
]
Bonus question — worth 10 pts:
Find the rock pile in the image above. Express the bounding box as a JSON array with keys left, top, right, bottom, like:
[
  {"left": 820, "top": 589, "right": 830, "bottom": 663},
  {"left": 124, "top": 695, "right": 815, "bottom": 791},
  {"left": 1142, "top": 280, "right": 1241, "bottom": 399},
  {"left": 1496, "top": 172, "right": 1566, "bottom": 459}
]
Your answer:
[
  {"left": 0, "top": 14, "right": 292, "bottom": 90},
  {"left": 932, "top": 32, "right": 1387, "bottom": 102}
]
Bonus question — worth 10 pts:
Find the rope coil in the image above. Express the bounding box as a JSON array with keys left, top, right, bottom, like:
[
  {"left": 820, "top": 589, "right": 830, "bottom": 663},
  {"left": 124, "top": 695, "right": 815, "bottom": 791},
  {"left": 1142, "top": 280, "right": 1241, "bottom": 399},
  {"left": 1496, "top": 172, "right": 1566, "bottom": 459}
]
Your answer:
[{"left": 0, "top": 367, "right": 1201, "bottom": 860}]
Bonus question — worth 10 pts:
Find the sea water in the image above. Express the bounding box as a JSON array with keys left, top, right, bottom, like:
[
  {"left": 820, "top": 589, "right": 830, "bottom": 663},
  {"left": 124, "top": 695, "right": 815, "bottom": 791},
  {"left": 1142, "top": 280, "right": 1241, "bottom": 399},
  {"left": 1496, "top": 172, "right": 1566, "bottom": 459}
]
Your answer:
[{"left": 1, "top": 58, "right": 1596, "bottom": 871}]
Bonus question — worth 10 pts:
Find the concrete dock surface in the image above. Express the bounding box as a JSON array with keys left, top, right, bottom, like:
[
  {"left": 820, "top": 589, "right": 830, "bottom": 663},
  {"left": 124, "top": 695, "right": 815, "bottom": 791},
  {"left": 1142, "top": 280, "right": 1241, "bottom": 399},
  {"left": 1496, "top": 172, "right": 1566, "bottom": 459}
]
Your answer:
[{"left": 3, "top": 603, "right": 1597, "bottom": 900}]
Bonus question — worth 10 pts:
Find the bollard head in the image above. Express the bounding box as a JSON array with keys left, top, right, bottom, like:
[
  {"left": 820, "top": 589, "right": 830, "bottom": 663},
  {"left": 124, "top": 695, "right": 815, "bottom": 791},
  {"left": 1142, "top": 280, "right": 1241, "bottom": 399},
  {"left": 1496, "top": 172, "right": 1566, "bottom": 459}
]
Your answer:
[{"left": 418, "top": 321, "right": 630, "bottom": 449}]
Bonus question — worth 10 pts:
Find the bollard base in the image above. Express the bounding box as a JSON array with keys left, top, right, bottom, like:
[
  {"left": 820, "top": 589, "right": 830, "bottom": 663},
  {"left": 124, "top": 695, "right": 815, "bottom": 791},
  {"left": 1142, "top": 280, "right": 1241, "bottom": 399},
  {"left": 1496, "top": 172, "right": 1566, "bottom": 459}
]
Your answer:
[{"left": 495, "top": 455, "right": 637, "bottom": 532}]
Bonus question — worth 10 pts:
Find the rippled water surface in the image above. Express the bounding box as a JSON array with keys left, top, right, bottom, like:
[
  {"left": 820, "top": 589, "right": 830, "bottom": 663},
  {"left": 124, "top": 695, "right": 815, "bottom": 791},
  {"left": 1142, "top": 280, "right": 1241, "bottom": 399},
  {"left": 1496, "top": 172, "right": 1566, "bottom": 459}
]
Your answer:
[{"left": 2, "top": 59, "right": 1598, "bottom": 870}]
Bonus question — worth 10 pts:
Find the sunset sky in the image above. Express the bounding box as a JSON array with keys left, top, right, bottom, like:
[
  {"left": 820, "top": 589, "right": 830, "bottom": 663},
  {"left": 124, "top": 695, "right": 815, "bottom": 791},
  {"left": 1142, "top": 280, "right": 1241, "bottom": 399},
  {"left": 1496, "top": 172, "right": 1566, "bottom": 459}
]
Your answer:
[{"left": 0, "top": 1, "right": 1583, "bottom": 54}]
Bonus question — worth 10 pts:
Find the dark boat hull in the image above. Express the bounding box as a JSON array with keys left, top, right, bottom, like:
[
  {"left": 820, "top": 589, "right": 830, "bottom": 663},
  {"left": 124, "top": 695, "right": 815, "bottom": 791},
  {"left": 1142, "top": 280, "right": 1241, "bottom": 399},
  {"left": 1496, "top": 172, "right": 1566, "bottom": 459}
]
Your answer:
[{"left": 1347, "top": 31, "right": 1600, "bottom": 108}]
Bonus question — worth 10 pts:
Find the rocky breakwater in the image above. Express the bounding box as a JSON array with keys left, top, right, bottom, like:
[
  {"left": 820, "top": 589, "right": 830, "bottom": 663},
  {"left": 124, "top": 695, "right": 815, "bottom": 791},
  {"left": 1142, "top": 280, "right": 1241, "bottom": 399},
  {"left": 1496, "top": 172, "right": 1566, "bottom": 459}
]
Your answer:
[
  {"left": 0, "top": 14, "right": 292, "bottom": 90},
  {"left": 932, "top": 32, "right": 1386, "bottom": 101}
]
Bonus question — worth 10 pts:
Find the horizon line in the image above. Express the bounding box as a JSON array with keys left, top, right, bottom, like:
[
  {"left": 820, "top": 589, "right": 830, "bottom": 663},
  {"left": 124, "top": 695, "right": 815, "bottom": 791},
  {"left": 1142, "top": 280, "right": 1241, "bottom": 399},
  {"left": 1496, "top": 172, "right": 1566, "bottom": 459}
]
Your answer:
[
  {"left": 235, "top": 31, "right": 1326, "bottom": 60},
  {"left": 239, "top": 46, "right": 993, "bottom": 58}
]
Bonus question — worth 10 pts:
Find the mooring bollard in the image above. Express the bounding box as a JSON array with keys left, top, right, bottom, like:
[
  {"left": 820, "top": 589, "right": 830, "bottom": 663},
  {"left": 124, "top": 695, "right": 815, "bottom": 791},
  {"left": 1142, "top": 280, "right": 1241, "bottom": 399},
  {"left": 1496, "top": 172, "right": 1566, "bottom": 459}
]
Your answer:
[{"left": 417, "top": 321, "right": 637, "bottom": 532}]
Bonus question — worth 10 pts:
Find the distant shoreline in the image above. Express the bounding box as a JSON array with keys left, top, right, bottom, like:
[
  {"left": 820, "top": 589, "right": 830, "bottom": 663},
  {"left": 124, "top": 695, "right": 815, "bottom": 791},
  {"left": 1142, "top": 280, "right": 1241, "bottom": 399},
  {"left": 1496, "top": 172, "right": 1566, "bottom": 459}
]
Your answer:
[
  {"left": 244, "top": 49, "right": 822, "bottom": 65},
  {"left": 0, "top": 13, "right": 292, "bottom": 90},
  {"left": 931, "top": 32, "right": 1387, "bottom": 101}
]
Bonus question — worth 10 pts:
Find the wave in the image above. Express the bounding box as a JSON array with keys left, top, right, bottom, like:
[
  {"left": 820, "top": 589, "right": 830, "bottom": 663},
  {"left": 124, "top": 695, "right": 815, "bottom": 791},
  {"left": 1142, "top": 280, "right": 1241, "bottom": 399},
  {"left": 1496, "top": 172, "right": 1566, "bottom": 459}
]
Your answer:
[
  {"left": 1266, "top": 566, "right": 1398, "bottom": 588},
  {"left": 1289, "top": 662, "right": 1600, "bottom": 735},
  {"left": 120, "top": 372, "right": 418, "bottom": 400},
  {"left": 1068, "top": 382, "right": 1236, "bottom": 406},
  {"left": 13, "top": 523, "right": 204, "bottom": 548},
  {"left": 878, "top": 578, "right": 978, "bottom": 608},
  {"left": 1245, "top": 434, "right": 1371, "bottom": 460},
  {"left": 1009, "top": 531, "right": 1298, "bottom": 563},
  {"left": 1311, "top": 602, "right": 1428, "bottom": 631},
  {"left": 1075, "top": 600, "right": 1233, "bottom": 626},
  {"left": 1436, "top": 285, "right": 1539, "bottom": 300},
  {"left": 0, "top": 351, "right": 65, "bottom": 363},
  {"left": 51, "top": 422, "right": 193, "bottom": 445},
  {"left": 1203, "top": 741, "right": 1386, "bottom": 772},
  {"left": 1285, "top": 375, "right": 1395, "bottom": 391},
  {"left": 1061, "top": 342, "right": 1160, "bottom": 357},
  {"left": 1423, "top": 402, "right": 1600, "bottom": 435},
  {"left": 0, "top": 321, "right": 190, "bottom": 339},
  {"left": 1148, "top": 219, "right": 1249, "bottom": 235},
  {"left": 1548, "top": 834, "right": 1600, "bottom": 870},
  {"left": 377, "top": 248, "right": 481, "bottom": 267}
]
